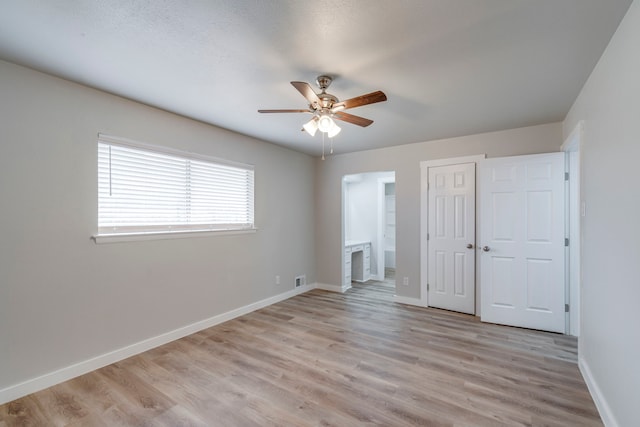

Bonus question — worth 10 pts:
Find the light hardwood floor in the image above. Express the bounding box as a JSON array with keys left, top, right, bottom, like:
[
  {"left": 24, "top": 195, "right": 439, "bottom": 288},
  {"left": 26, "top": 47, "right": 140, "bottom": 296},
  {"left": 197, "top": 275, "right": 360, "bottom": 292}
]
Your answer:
[{"left": 1, "top": 280, "right": 601, "bottom": 426}]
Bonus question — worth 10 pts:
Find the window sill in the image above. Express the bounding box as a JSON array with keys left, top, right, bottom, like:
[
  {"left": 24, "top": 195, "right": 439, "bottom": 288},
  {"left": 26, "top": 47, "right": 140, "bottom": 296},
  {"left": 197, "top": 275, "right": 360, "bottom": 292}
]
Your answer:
[{"left": 91, "top": 228, "right": 257, "bottom": 244}]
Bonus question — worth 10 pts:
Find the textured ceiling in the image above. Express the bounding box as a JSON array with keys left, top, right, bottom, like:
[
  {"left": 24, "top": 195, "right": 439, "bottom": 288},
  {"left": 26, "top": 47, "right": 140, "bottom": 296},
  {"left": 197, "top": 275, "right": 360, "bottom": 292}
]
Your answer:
[{"left": 0, "top": 0, "right": 633, "bottom": 156}]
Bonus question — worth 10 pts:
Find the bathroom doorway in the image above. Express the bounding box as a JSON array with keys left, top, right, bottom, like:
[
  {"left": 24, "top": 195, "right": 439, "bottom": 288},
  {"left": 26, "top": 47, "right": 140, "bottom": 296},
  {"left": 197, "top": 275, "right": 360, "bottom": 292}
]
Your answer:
[{"left": 342, "top": 171, "right": 396, "bottom": 296}]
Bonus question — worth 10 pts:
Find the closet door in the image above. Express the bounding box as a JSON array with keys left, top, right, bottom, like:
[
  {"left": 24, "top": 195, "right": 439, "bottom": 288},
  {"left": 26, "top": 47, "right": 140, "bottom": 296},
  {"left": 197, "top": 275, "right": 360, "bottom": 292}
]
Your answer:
[
  {"left": 427, "top": 162, "right": 476, "bottom": 314},
  {"left": 480, "top": 152, "right": 565, "bottom": 333}
]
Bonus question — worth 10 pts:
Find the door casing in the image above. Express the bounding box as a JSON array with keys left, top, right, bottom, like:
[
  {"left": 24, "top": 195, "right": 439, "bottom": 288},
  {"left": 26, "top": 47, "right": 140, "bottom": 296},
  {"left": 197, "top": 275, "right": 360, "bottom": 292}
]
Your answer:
[
  {"left": 377, "top": 176, "right": 396, "bottom": 280},
  {"left": 562, "top": 121, "right": 584, "bottom": 337}
]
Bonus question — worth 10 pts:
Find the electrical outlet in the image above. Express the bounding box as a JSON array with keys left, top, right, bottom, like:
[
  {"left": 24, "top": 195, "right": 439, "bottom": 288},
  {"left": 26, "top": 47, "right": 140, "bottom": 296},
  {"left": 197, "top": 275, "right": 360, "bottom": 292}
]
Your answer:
[
  {"left": 275, "top": 275, "right": 280, "bottom": 285},
  {"left": 403, "top": 277, "right": 409, "bottom": 286}
]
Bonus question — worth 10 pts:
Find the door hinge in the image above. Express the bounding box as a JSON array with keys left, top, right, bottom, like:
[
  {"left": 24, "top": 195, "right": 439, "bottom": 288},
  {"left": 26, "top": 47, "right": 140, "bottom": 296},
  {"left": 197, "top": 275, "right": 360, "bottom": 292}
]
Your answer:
[
  {"left": 565, "top": 303, "right": 570, "bottom": 313},
  {"left": 427, "top": 283, "right": 430, "bottom": 291},
  {"left": 565, "top": 238, "right": 569, "bottom": 247},
  {"left": 565, "top": 172, "right": 569, "bottom": 181},
  {"left": 427, "top": 233, "right": 430, "bottom": 241}
]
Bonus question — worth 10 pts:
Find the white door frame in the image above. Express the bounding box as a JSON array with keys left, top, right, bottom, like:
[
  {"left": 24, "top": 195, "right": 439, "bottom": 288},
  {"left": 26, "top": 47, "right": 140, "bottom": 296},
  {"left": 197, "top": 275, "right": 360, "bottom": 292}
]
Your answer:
[
  {"left": 420, "top": 155, "right": 486, "bottom": 310},
  {"left": 341, "top": 175, "right": 350, "bottom": 291},
  {"left": 561, "top": 121, "right": 584, "bottom": 337},
  {"left": 377, "top": 176, "right": 396, "bottom": 280}
]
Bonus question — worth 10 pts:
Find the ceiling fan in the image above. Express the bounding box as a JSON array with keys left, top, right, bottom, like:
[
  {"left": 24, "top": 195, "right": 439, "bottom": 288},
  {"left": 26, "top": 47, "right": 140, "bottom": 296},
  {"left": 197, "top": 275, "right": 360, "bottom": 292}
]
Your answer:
[{"left": 258, "top": 75, "right": 387, "bottom": 138}]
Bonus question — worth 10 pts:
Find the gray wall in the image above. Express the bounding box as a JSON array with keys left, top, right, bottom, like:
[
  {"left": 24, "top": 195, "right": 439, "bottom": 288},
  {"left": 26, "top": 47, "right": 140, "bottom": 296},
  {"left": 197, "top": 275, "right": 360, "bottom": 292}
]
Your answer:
[
  {"left": 315, "top": 122, "right": 562, "bottom": 297},
  {"left": 0, "top": 60, "right": 316, "bottom": 392},
  {"left": 563, "top": 1, "right": 640, "bottom": 425}
]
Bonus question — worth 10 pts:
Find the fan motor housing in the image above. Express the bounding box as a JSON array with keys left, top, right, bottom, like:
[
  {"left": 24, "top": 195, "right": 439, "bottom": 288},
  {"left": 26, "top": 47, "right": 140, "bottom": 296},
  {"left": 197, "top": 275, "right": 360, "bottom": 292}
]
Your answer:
[
  {"left": 316, "top": 75, "right": 332, "bottom": 90},
  {"left": 314, "top": 75, "right": 338, "bottom": 109},
  {"left": 318, "top": 93, "right": 338, "bottom": 109}
]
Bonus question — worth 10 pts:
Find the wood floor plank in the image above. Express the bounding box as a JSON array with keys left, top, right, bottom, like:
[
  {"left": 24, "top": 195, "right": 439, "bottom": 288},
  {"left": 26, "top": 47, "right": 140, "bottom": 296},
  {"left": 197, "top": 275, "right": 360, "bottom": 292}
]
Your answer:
[{"left": 0, "top": 279, "right": 602, "bottom": 426}]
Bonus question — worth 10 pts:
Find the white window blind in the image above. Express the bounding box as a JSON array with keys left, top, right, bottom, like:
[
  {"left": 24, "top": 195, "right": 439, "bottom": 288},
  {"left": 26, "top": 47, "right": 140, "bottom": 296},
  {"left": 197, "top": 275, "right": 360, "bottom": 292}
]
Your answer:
[{"left": 97, "top": 135, "right": 254, "bottom": 235}]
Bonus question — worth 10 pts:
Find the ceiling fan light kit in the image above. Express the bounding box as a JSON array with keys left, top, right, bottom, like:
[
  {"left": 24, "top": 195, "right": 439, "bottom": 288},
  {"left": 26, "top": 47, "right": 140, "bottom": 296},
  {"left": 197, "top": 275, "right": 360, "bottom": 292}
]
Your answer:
[
  {"left": 317, "top": 114, "right": 334, "bottom": 132},
  {"left": 303, "top": 117, "right": 318, "bottom": 136},
  {"left": 258, "top": 75, "right": 387, "bottom": 156},
  {"left": 327, "top": 122, "right": 341, "bottom": 138}
]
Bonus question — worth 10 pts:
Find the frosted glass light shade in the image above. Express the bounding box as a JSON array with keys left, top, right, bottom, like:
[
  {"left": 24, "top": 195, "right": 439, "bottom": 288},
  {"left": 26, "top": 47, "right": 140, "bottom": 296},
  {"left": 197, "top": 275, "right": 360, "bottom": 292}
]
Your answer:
[
  {"left": 303, "top": 118, "right": 318, "bottom": 136},
  {"left": 328, "top": 123, "right": 341, "bottom": 138},
  {"left": 317, "top": 115, "right": 334, "bottom": 132}
]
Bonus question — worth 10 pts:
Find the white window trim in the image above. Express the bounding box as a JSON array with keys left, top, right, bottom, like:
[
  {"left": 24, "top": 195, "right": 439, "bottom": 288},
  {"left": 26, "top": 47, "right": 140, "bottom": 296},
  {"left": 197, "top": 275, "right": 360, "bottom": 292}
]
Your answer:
[
  {"left": 93, "top": 134, "right": 255, "bottom": 243},
  {"left": 92, "top": 227, "right": 257, "bottom": 244}
]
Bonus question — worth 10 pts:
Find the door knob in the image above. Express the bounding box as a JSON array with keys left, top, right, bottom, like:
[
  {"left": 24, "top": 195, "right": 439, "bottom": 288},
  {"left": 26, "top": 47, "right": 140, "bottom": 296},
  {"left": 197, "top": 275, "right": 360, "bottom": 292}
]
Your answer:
[
  {"left": 482, "top": 246, "right": 490, "bottom": 252},
  {"left": 466, "top": 243, "right": 473, "bottom": 249}
]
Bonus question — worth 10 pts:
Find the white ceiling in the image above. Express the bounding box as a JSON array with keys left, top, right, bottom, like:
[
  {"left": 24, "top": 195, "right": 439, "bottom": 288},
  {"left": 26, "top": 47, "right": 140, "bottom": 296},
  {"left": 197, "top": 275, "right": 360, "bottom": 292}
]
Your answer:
[{"left": 0, "top": 1, "right": 633, "bottom": 156}]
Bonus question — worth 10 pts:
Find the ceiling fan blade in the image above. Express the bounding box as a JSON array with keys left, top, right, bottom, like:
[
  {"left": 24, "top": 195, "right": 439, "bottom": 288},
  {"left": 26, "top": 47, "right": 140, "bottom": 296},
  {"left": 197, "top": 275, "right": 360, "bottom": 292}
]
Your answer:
[
  {"left": 333, "top": 111, "right": 374, "bottom": 127},
  {"left": 332, "top": 90, "right": 387, "bottom": 111},
  {"left": 258, "top": 109, "right": 311, "bottom": 113},
  {"left": 291, "top": 81, "right": 321, "bottom": 106}
]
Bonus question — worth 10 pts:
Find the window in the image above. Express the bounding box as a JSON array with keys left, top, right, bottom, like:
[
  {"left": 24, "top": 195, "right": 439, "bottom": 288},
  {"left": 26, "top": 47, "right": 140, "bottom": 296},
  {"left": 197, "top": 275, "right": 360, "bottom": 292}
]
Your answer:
[{"left": 96, "top": 134, "right": 254, "bottom": 240}]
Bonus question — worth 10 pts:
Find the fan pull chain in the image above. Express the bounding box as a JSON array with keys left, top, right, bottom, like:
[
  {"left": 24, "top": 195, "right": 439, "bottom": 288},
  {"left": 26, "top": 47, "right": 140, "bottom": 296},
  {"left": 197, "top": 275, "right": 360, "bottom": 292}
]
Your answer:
[
  {"left": 321, "top": 132, "right": 325, "bottom": 160},
  {"left": 330, "top": 137, "right": 334, "bottom": 154}
]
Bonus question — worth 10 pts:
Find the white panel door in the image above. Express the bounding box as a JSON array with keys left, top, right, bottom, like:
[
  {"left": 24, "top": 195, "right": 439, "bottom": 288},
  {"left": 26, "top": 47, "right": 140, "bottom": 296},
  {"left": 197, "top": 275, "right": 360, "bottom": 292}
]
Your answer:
[
  {"left": 480, "top": 152, "right": 565, "bottom": 333},
  {"left": 428, "top": 163, "right": 476, "bottom": 314}
]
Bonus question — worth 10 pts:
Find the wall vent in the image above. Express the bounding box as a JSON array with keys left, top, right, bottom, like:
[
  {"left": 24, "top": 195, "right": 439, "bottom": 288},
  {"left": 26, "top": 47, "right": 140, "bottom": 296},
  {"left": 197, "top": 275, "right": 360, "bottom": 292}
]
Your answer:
[{"left": 295, "top": 275, "right": 306, "bottom": 288}]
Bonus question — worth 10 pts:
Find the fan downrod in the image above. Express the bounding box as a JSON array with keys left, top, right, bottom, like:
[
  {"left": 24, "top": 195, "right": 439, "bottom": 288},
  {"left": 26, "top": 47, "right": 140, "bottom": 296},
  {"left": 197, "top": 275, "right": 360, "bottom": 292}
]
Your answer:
[{"left": 316, "top": 75, "right": 332, "bottom": 92}]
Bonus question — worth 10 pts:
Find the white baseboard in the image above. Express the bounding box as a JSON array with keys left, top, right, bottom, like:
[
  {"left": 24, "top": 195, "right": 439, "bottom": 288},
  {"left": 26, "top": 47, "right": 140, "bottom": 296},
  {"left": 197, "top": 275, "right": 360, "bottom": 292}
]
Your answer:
[
  {"left": 315, "top": 282, "right": 351, "bottom": 293},
  {"left": 0, "top": 283, "right": 316, "bottom": 405},
  {"left": 393, "top": 295, "right": 426, "bottom": 307},
  {"left": 579, "top": 356, "right": 618, "bottom": 427}
]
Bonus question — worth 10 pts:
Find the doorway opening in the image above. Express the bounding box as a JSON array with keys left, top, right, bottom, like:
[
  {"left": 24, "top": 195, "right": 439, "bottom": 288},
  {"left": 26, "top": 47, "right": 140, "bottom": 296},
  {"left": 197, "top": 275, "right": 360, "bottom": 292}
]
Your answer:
[{"left": 343, "top": 171, "right": 396, "bottom": 298}]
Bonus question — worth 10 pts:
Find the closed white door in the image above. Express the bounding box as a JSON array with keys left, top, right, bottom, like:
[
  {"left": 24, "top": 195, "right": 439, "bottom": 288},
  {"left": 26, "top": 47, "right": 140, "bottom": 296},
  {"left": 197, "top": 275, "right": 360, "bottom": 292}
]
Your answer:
[
  {"left": 428, "top": 163, "right": 476, "bottom": 314},
  {"left": 480, "top": 152, "right": 565, "bottom": 333}
]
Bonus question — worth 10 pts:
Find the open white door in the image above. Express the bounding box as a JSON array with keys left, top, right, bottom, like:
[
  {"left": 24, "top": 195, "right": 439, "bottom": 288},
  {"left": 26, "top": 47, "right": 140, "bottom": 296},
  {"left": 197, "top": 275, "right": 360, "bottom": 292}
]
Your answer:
[
  {"left": 428, "top": 163, "right": 476, "bottom": 314},
  {"left": 480, "top": 152, "right": 565, "bottom": 333}
]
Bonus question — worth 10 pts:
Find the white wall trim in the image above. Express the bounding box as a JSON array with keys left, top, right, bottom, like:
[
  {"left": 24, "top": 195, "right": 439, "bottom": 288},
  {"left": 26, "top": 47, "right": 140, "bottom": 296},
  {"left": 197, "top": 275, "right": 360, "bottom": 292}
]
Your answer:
[
  {"left": 579, "top": 357, "right": 619, "bottom": 427},
  {"left": 419, "top": 154, "right": 487, "bottom": 169},
  {"left": 0, "top": 283, "right": 316, "bottom": 405},
  {"left": 393, "top": 295, "right": 427, "bottom": 307},
  {"left": 419, "top": 155, "right": 486, "bottom": 309},
  {"left": 93, "top": 227, "right": 257, "bottom": 244},
  {"left": 377, "top": 176, "right": 396, "bottom": 280},
  {"left": 316, "top": 282, "right": 352, "bottom": 293},
  {"left": 562, "top": 120, "right": 584, "bottom": 338},
  {"left": 341, "top": 176, "right": 349, "bottom": 290}
]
